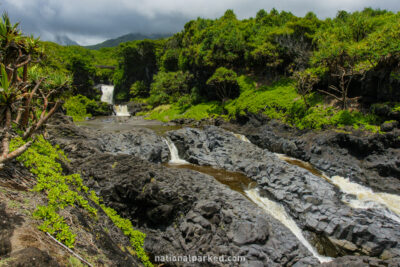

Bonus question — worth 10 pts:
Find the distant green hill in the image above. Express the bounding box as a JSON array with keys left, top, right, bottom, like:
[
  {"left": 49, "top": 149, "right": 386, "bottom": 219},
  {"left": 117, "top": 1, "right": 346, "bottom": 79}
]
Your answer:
[{"left": 84, "top": 33, "right": 171, "bottom": 50}]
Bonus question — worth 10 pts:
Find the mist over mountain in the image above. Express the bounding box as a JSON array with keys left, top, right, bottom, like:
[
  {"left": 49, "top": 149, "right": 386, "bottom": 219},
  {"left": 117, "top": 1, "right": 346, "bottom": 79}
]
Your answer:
[
  {"left": 84, "top": 33, "right": 172, "bottom": 50},
  {"left": 54, "top": 35, "right": 80, "bottom": 46}
]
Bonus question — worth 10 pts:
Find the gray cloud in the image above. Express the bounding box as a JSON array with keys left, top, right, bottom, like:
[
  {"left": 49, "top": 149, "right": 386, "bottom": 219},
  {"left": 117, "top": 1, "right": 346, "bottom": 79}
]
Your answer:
[{"left": 1, "top": 0, "right": 399, "bottom": 45}]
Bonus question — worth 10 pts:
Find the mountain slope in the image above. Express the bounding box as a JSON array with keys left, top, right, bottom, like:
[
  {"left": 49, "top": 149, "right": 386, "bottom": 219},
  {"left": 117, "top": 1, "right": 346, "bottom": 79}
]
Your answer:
[
  {"left": 85, "top": 33, "right": 170, "bottom": 50},
  {"left": 54, "top": 35, "right": 79, "bottom": 46}
]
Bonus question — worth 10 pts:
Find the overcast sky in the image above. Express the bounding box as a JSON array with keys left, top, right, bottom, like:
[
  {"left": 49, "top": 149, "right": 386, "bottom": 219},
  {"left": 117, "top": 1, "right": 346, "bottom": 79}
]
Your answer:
[{"left": 1, "top": 0, "right": 399, "bottom": 46}]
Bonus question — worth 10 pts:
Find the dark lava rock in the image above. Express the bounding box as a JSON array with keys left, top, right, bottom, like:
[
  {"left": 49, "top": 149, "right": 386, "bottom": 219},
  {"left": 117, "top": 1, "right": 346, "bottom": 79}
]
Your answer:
[
  {"left": 168, "top": 126, "right": 400, "bottom": 260},
  {"left": 97, "top": 128, "right": 170, "bottom": 163},
  {"left": 381, "top": 121, "right": 399, "bottom": 132},
  {"left": 73, "top": 153, "right": 316, "bottom": 266},
  {"left": 48, "top": 117, "right": 318, "bottom": 266},
  {"left": 224, "top": 115, "right": 400, "bottom": 195}
]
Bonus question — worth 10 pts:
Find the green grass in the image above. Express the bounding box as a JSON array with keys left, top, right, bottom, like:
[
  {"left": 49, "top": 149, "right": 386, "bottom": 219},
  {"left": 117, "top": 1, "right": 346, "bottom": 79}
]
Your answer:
[
  {"left": 140, "top": 75, "right": 384, "bottom": 132},
  {"left": 143, "top": 101, "right": 223, "bottom": 122},
  {"left": 225, "top": 77, "right": 301, "bottom": 120}
]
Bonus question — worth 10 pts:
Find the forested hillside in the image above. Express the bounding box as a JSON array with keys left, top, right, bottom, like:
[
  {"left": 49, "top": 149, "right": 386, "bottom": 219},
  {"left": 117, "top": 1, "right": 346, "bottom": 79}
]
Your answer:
[
  {"left": 55, "top": 8, "right": 400, "bottom": 131},
  {"left": 84, "top": 33, "right": 171, "bottom": 50}
]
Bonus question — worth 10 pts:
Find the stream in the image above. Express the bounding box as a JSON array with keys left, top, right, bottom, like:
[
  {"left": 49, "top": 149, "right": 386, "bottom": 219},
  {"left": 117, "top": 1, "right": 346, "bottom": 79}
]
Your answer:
[{"left": 64, "top": 87, "right": 400, "bottom": 265}]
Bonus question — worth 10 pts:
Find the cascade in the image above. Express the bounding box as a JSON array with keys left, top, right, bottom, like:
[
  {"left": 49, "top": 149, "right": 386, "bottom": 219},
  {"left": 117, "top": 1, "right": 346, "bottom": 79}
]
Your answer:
[
  {"left": 113, "top": 105, "right": 130, "bottom": 116},
  {"left": 245, "top": 188, "right": 333, "bottom": 263},
  {"left": 231, "top": 132, "right": 251, "bottom": 143},
  {"left": 330, "top": 176, "right": 400, "bottom": 223},
  {"left": 276, "top": 153, "right": 400, "bottom": 223},
  {"left": 100, "top": 84, "right": 130, "bottom": 116},
  {"left": 163, "top": 137, "right": 189, "bottom": 164},
  {"left": 100, "top": 85, "right": 114, "bottom": 104}
]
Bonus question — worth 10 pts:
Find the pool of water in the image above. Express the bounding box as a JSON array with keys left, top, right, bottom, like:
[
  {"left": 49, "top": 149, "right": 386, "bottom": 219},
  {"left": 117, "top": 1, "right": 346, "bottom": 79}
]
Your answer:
[{"left": 76, "top": 116, "right": 182, "bottom": 135}]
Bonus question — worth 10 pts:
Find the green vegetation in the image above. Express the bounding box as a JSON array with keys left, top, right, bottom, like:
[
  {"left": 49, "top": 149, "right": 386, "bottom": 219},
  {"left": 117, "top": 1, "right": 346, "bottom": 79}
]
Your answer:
[
  {"left": 10, "top": 136, "right": 152, "bottom": 266},
  {"left": 64, "top": 95, "right": 110, "bottom": 121},
  {"left": 0, "top": 13, "right": 70, "bottom": 169},
  {"left": 43, "top": 42, "right": 117, "bottom": 97},
  {"left": 10, "top": 136, "right": 93, "bottom": 248},
  {"left": 143, "top": 102, "right": 223, "bottom": 122},
  {"left": 100, "top": 205, "right": 153, "bottom": 267},
  {"left": 117, "top": 8, "right": 399, "bottom": 131}
]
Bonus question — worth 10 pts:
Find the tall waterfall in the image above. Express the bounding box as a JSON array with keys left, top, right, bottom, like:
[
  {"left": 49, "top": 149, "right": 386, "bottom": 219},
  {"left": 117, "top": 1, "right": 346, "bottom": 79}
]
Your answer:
[
  {"left": 163, "top": 137, "right": 189, "bottom": 164},
  {"left": 100, "top": 85, "right": 114, "bottom": 104},
  {"left": 245, "top": 188, "right": 332, "bottom": 263}
]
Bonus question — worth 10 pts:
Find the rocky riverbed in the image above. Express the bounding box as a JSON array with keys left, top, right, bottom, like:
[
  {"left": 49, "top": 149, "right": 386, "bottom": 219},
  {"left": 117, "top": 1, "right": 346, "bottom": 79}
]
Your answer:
[{"left": 2, "top": 113, "right": 400, "bottom": 266}]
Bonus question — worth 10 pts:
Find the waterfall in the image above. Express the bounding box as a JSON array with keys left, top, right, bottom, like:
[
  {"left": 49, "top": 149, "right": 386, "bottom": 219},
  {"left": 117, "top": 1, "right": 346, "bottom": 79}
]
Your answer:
[
  {"left": 245, "top": 188, "right": 332, "bottom": 263},
  {"left": 100, "top": 85, "right": 114, "bottom": 104},
  {"left": 163, "top": 137, "right": 189, "bottom": 164},
  {"left": 276, "top": 153, "right": 400, "bottom": 223},
  {"left": 114, "top": 105, "right": 130, "bottom": 116},
  {"left": 231, "top": 132, "right": 251, "bottom": 143},
  {"left": 330, "top": 176, "right": 400, "bottom": 223}
]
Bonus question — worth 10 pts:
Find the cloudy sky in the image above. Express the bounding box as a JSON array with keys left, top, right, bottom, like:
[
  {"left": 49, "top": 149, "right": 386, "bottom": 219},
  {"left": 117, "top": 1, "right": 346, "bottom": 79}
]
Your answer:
[{"left": 1, "top": 0, "right": 399, "bottom": 45}]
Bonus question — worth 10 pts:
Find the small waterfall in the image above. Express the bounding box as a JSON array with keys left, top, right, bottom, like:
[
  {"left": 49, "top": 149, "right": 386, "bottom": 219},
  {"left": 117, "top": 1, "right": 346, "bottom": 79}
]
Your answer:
[
  {"left": 100, "top": 85, "right": 114, "bottom": 104},
  {"left": 245, "top": 188, "right": 332, "bottom": 263},
  {"left": 163, "top": 137, "right": 189, "bottom": 164},
  {"left": 114, "top": 105, "right": 130, "bottom": 116},
  {"left": 276, "top": 153, "right": 400, "bottom": 223},
  {"left": 231, "top": 132, "right": 251, "bottom": 143},
  {"left": 330, "top": 176, "right": 400, "bottom": 223}
]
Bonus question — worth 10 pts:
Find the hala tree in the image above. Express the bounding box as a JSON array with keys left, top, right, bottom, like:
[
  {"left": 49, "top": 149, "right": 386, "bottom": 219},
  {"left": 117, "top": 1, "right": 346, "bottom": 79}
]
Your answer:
[{"left": 0, "top": 13, "right": 66, "bottom": 169}]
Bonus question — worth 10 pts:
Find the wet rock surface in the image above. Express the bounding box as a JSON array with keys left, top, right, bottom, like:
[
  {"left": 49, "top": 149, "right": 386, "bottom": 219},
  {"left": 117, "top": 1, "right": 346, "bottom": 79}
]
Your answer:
[
  {"left": 168, "top": 126, "right": 400, "bottom": 260},
  {"left": 97, "top": 128, "right": 170, "bottom": 163},
  {"left": 223, "top": 113, "right": 400, "bottom": 195},
  {"left": 49, "top": 116, "right": 318, "bottom": 266},
  {"left": 75, "top": 153, "right": 315, "bottom": 266}
]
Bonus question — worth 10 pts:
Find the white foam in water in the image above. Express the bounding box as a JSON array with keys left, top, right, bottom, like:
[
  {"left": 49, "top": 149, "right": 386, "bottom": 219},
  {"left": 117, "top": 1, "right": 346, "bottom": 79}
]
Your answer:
[
  {"left": 330, "top": 176, "right": 400, "bottom": 223},
  {"left": 276, "top": 153, "right": 400, "bottom": 223},
  {"left": 231, "top": 132, "right": 251, "bottom": 143},
  {"left": 245, "top": 188, "right": 332, "bottom": 263},
  {"left": 100, "top": 85, "right": 114, "bottom": 104},
  {"left": 114, "top": 105, "right": 130, "bottom": 116},
  {"left": 163, "top": 137, "right": 189, "bottom": 165}
]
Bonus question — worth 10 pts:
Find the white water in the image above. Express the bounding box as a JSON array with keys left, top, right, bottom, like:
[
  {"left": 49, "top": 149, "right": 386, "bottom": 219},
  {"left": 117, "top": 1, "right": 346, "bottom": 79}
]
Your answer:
[
  {"left": 163, "top": 137, "right": 189, "bottom": 164},
  {"left": 231, "top": 132, "right": 251, "bottom": 143},
  {"left": 100, "top": 85, "right": 114, "bottom": 104},
  {"left": 114, "top": 105, "right": 130, "bottom": 116},
  {"left": 245, "top": 188, "right": 332, "bottom": 263},
  {"left": 330, "top": 176, "right": 400, "bottom": 223},
  {"left": 276, "top": 153, "right": 400, "bottom": 223}
]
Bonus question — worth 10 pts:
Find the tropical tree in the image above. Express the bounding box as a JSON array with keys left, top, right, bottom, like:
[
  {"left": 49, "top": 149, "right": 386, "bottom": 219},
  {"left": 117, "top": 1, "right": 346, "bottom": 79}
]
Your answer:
[
  {"left": 206, "top": 67, "right": 239, "bottom": 101},
  {"left": 0, "top": 13, "right": 64, "bottom": 169},
  {"left": 293, "top": 69, "right": 319, "bottom": 108}
]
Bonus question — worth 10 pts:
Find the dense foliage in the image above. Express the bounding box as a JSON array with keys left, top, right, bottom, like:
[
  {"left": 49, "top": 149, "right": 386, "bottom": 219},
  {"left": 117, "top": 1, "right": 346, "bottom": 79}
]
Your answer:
[
  {"left": 121, "top": 8, "right": 399, "bottom": 131},
  {"left": 64, "top": 94, "right": 110, "bottom": 121},
  {"left": 0, "top": 13, "right": 70, "bottom": 169}
]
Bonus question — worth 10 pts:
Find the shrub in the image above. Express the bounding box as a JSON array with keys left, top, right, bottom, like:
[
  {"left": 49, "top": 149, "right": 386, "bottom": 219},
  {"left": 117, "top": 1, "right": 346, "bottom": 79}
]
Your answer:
[
  {"left": 64, "top": 94, "right": 110, "bottom": 121},
  {"left": 206, "top": 67, "right": 240, "bottom": 101}
]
